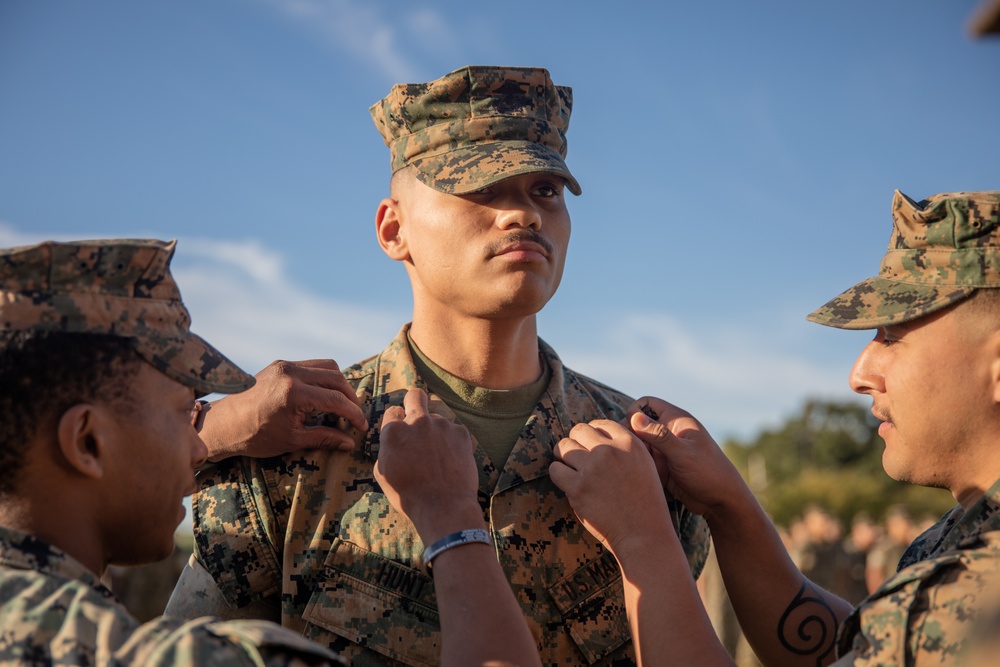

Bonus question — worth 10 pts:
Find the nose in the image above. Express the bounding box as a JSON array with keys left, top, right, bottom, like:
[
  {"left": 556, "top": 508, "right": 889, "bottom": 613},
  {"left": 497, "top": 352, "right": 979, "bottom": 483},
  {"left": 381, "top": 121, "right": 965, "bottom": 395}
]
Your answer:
[
  {"left": 191, "top": 434, "right": 209, "bottom": 470},
  {"left": 495, "top": 192, "right": 542, "bottom": 231},
  {"left": 849, "top": 334, "right": 885, "bottom": 396}
]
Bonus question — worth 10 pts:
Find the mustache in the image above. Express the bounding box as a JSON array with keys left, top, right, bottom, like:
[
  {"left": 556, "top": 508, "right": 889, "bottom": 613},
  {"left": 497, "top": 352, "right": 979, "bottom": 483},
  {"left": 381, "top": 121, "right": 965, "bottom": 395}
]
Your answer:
[
  {"left": 873, "top": 407, "right": 893, "bottom": 424},
  {"left": 485, "top": 230, "right": 553, "bottom": 257}
]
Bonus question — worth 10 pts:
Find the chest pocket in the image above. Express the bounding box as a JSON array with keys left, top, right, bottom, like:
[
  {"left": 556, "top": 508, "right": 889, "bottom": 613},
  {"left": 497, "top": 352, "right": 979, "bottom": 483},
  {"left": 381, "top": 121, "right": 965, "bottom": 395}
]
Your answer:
[
  {"left": 302, "top": 539, "right": 441, "bottom": 667},
  {"left": 547, "top": 549, "right": 632, "bottom": 664}
]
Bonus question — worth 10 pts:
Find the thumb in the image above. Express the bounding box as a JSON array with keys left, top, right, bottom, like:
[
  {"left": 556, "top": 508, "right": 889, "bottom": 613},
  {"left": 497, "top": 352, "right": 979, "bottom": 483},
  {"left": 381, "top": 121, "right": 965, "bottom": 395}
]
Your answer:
[{"left": 630, "top": 411, "right": 677, "bottom": 454}]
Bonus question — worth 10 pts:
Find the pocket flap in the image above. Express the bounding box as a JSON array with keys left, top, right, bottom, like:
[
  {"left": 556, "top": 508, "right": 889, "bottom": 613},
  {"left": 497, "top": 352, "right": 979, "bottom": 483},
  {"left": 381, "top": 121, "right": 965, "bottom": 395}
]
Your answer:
[
  {"left": 302, "top": 539, "right": 440, "bottom": 667},
  {"left": 548, "top": 549, "right": 631, "bottom": 663}
]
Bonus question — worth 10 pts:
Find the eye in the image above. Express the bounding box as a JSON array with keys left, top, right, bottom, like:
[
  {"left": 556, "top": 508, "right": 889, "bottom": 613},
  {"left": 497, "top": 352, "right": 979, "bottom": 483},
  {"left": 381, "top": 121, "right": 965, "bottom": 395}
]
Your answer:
[
  {"left": 532, "top": 181, "right": 563, "bottom": 198},
  {"left": 878, "top": 328, "right": 901, "bottom": 346}
]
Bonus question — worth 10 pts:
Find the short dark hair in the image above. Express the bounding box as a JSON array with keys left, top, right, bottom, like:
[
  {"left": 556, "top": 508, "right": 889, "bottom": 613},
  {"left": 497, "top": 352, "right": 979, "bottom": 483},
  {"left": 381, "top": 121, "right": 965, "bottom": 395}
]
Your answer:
[
  {"left": 967, "top": 288, "right": 1000, "bottom": 314},
  {"left": 0, "top": 330, "right": 142, "bottom": 494}
]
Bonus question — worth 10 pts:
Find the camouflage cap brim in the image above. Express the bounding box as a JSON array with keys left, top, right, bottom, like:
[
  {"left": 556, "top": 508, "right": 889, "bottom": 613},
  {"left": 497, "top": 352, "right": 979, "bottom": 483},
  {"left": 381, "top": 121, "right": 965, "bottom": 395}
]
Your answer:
[
  {"left": 136, "top": 330, "right": 254, "bottom": 397},
  {"left": 808, "top": 189, "right": 1000, "bottom": 330},
  {"left": 0, "top": 239, "right": 254, "bottom": 396},
  {"left": 409, "top": 140, "right": 582, "bottom": 196},
  {"left": 806, "top": 276, "right": 976, "bottom": 330}
]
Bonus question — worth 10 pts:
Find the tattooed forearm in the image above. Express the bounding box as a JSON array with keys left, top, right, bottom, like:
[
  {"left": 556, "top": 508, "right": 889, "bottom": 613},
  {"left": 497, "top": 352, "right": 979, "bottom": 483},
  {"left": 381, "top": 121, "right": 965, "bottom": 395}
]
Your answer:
[{"left": 777, "top": 581, "right": 837, "bottom": 666}]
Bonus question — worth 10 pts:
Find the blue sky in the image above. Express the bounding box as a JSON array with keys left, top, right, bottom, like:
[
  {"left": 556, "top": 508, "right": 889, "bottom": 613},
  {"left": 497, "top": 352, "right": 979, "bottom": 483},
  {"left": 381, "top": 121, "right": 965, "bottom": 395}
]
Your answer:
[{"left": 2, "top": 0, "right": 998, "bottom": 440}]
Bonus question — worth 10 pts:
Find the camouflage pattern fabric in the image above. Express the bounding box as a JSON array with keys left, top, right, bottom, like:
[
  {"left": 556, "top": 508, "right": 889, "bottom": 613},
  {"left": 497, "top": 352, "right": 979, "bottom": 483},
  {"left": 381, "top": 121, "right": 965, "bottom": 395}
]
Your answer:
[
  {"left": 370, "top": 65, "right": 582, "bottom": 196},
  {"left": 0, "top": 239, "right": 253, "bottom": 396},
  {"left": 192, "top": 325, "right": 710, "bottom": 666},
  {"left": 808, "top": 190, "right": 1000, "bottom": 330},
  {"left": 834, "top": 478, "right": 1000, "bottom": 665},
  {"left": 0, "top": 526, "right": 344, "bottom": 666}
]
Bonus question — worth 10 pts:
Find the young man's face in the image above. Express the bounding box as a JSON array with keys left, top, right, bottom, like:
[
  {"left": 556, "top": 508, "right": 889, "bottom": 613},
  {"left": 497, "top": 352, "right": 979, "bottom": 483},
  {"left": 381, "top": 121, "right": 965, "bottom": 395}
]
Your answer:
[
  {"left": 391, "top": 171, "right": 571, "bottom": 321},
  {"left": 849, "top": 300, "right": 999, "bottom": 498},
  {"left": 102, "top": 362, "right": 207, "bottom": 565}
]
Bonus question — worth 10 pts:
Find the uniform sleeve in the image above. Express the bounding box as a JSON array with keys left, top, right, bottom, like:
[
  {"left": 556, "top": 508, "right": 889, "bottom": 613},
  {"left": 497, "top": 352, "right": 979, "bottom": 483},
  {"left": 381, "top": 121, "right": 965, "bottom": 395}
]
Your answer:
[
  {"left": 842, "top": 543, "right": 1000, "bottom": 666},
  {"left": 191, "top": 457, "right": 284, "bottom": 608},
  {"left": 120, "top": 617, "right": 345, "bottom": 666}
]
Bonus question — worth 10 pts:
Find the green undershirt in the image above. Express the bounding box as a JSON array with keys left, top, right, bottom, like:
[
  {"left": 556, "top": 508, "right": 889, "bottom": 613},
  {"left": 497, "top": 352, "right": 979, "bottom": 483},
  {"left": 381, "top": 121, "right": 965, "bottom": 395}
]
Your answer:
[{"left": 408, "top": 334, "right": 550, "bottom": 471}]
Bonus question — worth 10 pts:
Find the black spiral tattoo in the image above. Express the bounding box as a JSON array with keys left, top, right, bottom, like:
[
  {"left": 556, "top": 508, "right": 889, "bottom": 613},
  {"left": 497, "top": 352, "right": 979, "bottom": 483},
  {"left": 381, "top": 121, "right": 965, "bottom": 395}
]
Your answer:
[{"left": 777, "top": 582, "right": 837, "bottom": 666}]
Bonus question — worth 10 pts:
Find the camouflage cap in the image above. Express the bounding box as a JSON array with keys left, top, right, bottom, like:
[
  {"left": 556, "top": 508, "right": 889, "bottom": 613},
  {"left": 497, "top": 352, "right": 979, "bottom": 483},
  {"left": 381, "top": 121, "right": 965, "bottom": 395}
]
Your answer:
[
  {"left": 808, "top": 190, "right": 1000, "bottom": 329},
  {"left": 0, "top": 239, "right": 254, "bottom": 396},
  {"left": 370, "top": 65, "right": 582, "bottom": 196}
]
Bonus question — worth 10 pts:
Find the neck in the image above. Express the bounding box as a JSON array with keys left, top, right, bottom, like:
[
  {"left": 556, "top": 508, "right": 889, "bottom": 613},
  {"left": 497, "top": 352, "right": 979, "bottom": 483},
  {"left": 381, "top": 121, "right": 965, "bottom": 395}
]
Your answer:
[
  {"left": 0, "top": 483, "right": 106, "bottom": 577},
  {"left": 409, "top": 313, "right": 542, "bottom": 389},
  {"left": 950, "top": 435, "right": 1000, "bottom": 509}
]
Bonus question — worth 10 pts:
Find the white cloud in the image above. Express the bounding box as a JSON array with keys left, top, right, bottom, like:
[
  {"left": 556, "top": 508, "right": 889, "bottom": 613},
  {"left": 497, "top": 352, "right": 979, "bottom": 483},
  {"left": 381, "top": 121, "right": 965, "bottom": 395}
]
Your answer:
[
  {"left": 255, "top": 0, "right": 449, "bottom": 82},
  {"left": 0, "top": 222, "right": 63, "bottom": 248},
  {"left": 171, "top": 240, "right": 400, "bottom": 374},
  {"left": 555, "top": 312, "right": 861, "bottom": 441}
]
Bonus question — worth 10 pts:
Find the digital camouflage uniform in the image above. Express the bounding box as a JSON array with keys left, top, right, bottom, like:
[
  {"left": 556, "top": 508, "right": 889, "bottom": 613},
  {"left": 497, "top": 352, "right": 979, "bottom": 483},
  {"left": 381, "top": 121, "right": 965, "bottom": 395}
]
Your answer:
[
  {"left": 0, "top": 240, "right": 342, "bottom": 666},
  {"left": 188, "top": 65, "right": 709, "bottom": 665},
  {"left": 808, "top": 190, "right": 1000, "bottom": 665},
  {"left": 193, "top": 326, "right": 710, "bottom": 666},
  {"left": 0, "top": 526, "right": 342, "bottom": 666},
  {"left": 832, "top": 479, "right": 1000, "bottom": 665}
]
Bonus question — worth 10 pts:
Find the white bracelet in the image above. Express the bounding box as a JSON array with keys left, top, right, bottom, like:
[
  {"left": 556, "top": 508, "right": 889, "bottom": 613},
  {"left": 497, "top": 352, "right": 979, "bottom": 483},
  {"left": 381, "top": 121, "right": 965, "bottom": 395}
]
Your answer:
[{"left": 422, "top": 529, "right": 493, "bottom": 574}]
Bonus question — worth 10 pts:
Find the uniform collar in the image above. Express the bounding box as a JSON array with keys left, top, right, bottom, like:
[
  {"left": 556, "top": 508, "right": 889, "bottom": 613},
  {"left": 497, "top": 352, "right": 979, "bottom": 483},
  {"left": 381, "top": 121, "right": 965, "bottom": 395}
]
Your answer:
[{"left": 0, "top": 525, "right": 108, "bottom": 593}]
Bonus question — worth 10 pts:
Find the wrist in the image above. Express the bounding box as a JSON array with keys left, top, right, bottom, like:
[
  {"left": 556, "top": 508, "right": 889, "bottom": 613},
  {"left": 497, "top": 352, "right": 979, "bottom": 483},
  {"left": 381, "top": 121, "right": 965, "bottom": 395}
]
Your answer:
[
  {"left": 196, "top": 400, "right": 242, "bottom": 463},
  {"left": 422, "top": 528, "right": 494, "bottom": 574},
  {"left": 702, "top": 484, "right": 765, "bottom": 540},
  {"left": 410, "top": 501, "right": 485, "bottom": 546}
]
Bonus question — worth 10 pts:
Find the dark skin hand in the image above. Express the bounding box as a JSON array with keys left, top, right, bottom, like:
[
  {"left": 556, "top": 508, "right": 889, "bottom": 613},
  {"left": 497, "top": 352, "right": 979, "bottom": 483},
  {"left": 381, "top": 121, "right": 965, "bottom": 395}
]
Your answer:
[{"left": 199, "top": 358, "right": 368, "bottom": 462}]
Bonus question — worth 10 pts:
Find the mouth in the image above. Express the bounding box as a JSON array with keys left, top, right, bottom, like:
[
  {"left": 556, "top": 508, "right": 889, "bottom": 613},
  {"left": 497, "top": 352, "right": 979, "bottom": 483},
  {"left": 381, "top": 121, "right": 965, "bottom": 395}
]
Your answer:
[
  {"left": 487, "top": 232, "right": 553, "bottom": 261},
  {"left": 871, "top": 406, "right": 894, "bottom": 436}
]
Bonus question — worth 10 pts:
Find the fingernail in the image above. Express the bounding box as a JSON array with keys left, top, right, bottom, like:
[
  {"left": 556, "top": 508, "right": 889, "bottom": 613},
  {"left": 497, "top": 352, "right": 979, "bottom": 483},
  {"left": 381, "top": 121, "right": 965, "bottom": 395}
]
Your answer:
[{"left": 634, "top": 412, "right": 651, "bottom": 428}]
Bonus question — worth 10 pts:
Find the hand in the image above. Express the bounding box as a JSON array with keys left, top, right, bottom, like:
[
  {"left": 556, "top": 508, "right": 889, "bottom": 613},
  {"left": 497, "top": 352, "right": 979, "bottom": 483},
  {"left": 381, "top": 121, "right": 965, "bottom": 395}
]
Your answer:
[
  {"left": 550, "top": 420, "right": 675, "bottom": 556},
  {"left": 374, "top": 388, "right": 484, "bottom": 544},
  {"left": 625, "top": 396, "right": 748, "bottom": 521},
  {"left": 200, "top": 359, "right": 368, "bottom": 462}
]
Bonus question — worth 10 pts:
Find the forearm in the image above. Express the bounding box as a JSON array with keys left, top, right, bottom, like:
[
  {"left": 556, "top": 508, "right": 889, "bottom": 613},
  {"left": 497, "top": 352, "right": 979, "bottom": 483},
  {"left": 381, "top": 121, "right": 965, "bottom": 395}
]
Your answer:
[
  {"left": 706, "top": 491, "right": 853, "bottom": 667},
  {"left": 614, "top": 532, "right": 734, "bottom": 667},
  {"left": 432, "top": 542, "right": 541, "bottom": 667},
  {"left": 411, "top": 505, "right": 539, "bottom": 667},
  {"left": 194, "top": 398, "right": 255, "bottom": 463}
]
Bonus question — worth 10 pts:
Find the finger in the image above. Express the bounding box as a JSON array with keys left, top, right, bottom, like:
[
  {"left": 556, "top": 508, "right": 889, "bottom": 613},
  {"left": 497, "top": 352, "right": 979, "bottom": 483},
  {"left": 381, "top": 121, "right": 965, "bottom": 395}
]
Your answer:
[
  {"left": 548, "top": 460, "right": 578, "bottom": 493},
  {"left": 585, "top": 419, "right": 632, "bottom": 443},
  {"left": 283, "top": 364, "right": 365, "bottom": 410},
  {"left": 567, "top": 421, "right": 601, "bottom": 445},
  {"left": 380, "top": 404, "right": 406, "bottom": 428},
  {"left": 625, "top": 396, "right": 692, "bottom": 424},
  {"left": 568, "top": 421, "right": 627, "bottom": 450},
  {"left": 402, "top": 387, "right": 430, "bottom": 419},
  {"left": 280, "top": 358, "right": 343, "bottom": 371},
  {"left": 553, "top": 436, "right": 588, "bottom": 468},
  {"left": 291, "top": 425, "right": 357, "bottom": 452},
  {"left": 294, "top": 385, "right": 368, "bottom": 432}
]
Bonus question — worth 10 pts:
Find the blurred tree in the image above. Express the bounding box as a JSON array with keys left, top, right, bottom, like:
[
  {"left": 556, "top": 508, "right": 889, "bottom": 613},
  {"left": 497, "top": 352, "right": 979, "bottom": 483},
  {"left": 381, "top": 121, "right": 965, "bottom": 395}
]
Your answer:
[{"left": 721, "top": 400, "right": 954, "bottom": 527}]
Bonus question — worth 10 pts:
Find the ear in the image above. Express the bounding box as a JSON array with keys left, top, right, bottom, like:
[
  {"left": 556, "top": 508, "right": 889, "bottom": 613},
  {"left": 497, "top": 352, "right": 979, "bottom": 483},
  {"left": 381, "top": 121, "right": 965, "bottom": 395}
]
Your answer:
[
  {"left": 56, "top": 404, "right": 108, "bottom": 480},
  {"left": 376, "top": 197, "right": 410, "bottom": 262}
]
